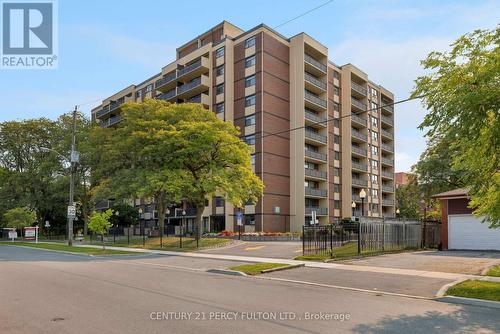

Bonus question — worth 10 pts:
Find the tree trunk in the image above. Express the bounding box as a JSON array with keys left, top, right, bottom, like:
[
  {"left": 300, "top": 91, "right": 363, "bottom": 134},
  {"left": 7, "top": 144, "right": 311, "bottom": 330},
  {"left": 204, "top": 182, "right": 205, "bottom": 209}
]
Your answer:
[
  {"left": 155, "top": 193, "right": 166, "bottom": 240},
  {"left": 195, "top": 204, "right": 204, "bottom": 243},
  {"left": 102, "top": 233, "right": 105, "bottom": 250}
]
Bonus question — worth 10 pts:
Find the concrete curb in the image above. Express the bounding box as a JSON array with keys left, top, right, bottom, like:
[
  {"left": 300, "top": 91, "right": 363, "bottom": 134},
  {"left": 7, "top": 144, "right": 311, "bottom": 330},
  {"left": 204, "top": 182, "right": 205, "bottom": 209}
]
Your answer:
[
  {"left": 436, "top": 296, "right": 500, "bottom": 309},
  {"left": 206, "top": 269, "right": 248, "bottom": 277},
  {"left": 480, "top": 262, "right": 500, "bottom": 276},
  {"left": 0, "top": 244, "right": 95, "bottom": 257},
  {"left": 260, "top": 263, "right": 304, "bottom": 274}
]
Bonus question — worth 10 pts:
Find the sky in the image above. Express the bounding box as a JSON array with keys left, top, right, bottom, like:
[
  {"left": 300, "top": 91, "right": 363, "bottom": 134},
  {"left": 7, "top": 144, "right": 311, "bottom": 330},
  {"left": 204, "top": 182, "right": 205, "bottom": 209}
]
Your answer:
[{"left": 0, "top": 0, "right": 498, "bottom": 172}]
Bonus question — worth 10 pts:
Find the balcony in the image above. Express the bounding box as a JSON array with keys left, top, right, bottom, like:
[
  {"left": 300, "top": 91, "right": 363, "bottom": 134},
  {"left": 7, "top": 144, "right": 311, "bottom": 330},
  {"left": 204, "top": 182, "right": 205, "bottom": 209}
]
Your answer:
[
  {"left": 381, "top": 129, "right": 394, "bottom": 139},
  {"left": 351, "top": 97, "right": 367, "bottom": 112},
  {"left": 305, "top": 150, "right": 327, "bottom": 162},
  {"left": 100, "top": 115, "right": 122, "bottom": 128},
  {"left": 351, "top": 114, "right": 367, "bottom": 126},
  {"left": 177, "top": 57, "right": 209, "bottom": 81},
  {"left": 177, "top": 76, "right": 210, "bottom": 99},
  {"left": 351, "top": 81, "right": 367, "bottom": 97},
  {"left": 305, "top": 110, "right": 327, "bottom": 127},
  {"left": 305, "top": 129, "right": 327, "bottom": 144},
  {"left": 382, "top": 171, "right": 394, "bottom": 179},
  {"left": 155, "top": 71, "right": 176, "bottom": 91},
  {"left": 382, "top": 104, "right": 394, "bottom": 113},
  {"left": 352, "top": 161, "right": 368, "bottom": 172},
  {"left": 352, "top": 178, "right": 368, "bottom": 187},
  {"left": 351, "top": 145, "right": 367, "bottom": 157},
  {"left": 381, "top": 157, "right": 394, "bottom": 166},
  {"left": 352, "top": 195, "right": 363, "bottom": 202},
  {"left": 96, "top": 105, "right": 110, "bottom": 118},
  {"left": 305, "top": 168, "right": 327, "bottom": 180},
  {"left": 381, "top": 115, "right": 394, "bottom": 126},
  {"left": 381, "top": 143, "right": 394, "bottom": 153},
  {"left": 110, "top": 99, "right": 125, "bottom": 112},
  {"left": 305, "top": 91, "right": 327, "bottom": 110},
  {"left": 157, "top": 89, "right": 176, "bottom": 101},
  {"left": 382, "top": 185, "right": 394, "bottom": 192},
  {"left": 305, "top": 207, "right": 328, "bottom": 216},
  {"left": 304, "top": 53, "right": 327, "bottom": 74},
  {"left": 382, "top": 199, "right": 394, "bottom": 206},
  {"left": 352, "top": 129, "right": 368, "bottom": 142},
  {"left": 304, "top": 72, "right": 327, "bottom": 93},
  {"left": 305, "top": 187, "right": 327, "bottom": 198}
]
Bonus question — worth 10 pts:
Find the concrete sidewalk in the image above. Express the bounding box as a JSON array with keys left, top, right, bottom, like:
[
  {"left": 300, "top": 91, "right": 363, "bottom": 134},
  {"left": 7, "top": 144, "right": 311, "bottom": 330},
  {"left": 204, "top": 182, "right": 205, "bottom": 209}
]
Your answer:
[{"left": 76, "top": 244, "right": 500, "bottom": 282}]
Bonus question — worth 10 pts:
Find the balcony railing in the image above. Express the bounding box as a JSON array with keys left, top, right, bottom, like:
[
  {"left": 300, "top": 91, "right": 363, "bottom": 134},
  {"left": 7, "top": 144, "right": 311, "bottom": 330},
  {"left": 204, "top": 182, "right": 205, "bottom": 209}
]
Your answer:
[
  {"left": 155, "top": 71, "right": 176, "bottom": 89},
  {"left": 305, "top": 129, "right": 327, "bottom": 144},
  {"left": 157, "top": 89, "right": 176, "bottom": 100},
  {"left": 381, "top": 129, "right": 394, "bottom": 139},
  {"left": 352, "top": 161, "right": 368, "bottom": 171},
  {"left": 382, "top": 104, "right": 394, "bottom": 113},
  {"left": 382, "top": 171, "right": 394, "bottom": 179},
  {"left": 177, "top": 77, "right": 202, "bottom": 95},
  {"left": 305, "top": 168, "right": 327, "bottom": 180},
  {"left": 381, "top": 157, "right": 394, "bottom": 166},
  {"left": 305, "top": 150, "right": 327, "bottom": 162},
  {"left": 304, "top": 54, "right": 327, "bottom": 73},
  {"left": 110, "top": 99, "right": 125, "bottom": 112},
  {"left": 381, "top": 143, "right": 394, "bottom": 152},
  {"left": 382, "top": 185, "right": 394, "bottom": 192},
  {"left": 381, "top": 115, "right": 394, "bottom": 126},
  {"left": 352, "top": 129, "right": 368, "bottom": 142},
  {"left": 305, "top": 110, "right": 327, "bottom": 125},
  {"left": 305, "top": 187, "right": 327, "bottom": 198},
  {"left": 382, "top": 199, "right": 395, "bottom": 206},
  {"left": 351, "top": 82, "right": 367, "bottom": 96},
  {"left": 351, "top": 114, "right": 367, "bottom": 126},
  {"left": 351, "top": 97, "right": 367, "bottom": 111},
  {"left": 352, "top": 178, "right": 368, "bottom": 187},
  {"left": 351, "top": 145, "right": 367, "bottom": 156},
  {"left": 352, "top": 195, "right": 363, "bottom": 202},
  {"left": 305, "top": 91, "right": 327, "bottom": 108},
  {"left": 305, "top": 72, "right": 327, "bottom": 90},
  {"left": 96, "top": 106, "right": 110, "bottom": 118},
  {"left": 178, "top": 59, "right": 202, "bottom": 77},
  {"left": 305, "top": 207, "right": 328, "bottom": 216}
]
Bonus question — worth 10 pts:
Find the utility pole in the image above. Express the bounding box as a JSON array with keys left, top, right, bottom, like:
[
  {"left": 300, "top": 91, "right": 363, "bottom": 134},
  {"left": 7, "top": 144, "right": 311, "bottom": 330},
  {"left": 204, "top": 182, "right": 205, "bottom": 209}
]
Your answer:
[{"left": 67, "top": 106, "right": 78, "bottom": 246}]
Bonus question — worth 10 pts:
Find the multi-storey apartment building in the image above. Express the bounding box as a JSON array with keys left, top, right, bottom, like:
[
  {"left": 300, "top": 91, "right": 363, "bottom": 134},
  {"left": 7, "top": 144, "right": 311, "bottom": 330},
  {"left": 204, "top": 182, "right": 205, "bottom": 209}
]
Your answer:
[{"left": 92, "top": 21, "right": 396, "bottom": 233}]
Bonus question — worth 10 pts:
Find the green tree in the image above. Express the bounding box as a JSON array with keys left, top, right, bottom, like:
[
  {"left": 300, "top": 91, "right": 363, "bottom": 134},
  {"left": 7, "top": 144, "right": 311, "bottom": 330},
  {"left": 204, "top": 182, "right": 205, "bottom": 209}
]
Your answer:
[
  {"left": 3, "top": 207, "right": 36, "bottom": 232},
  {"left": 395, "top": 183, "right": 421, "bottom": 219},
  {"left": 109, "top": 202, "right": 139, "bottom": 227},
  {"left": 412, "top": 27, "right": 500, "bottom": 227},
  {"left": 88, "top": 209, "right": 113, "bottom": 249}
]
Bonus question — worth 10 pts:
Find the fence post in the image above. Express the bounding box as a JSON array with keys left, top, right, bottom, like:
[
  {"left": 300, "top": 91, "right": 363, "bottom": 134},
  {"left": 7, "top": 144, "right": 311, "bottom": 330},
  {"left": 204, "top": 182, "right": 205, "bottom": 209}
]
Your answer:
[
  {"left": 330, "top": 225, "right": 333, "bottom": 253},
  {"left": 357, "top": 222, "right": 361, "bottom": 255},
  {"left": 382, "top": 220, "right": 385, "bottom": 252},
  {"left": 302, "top": 225, "right": 305, "bottom": 255}
]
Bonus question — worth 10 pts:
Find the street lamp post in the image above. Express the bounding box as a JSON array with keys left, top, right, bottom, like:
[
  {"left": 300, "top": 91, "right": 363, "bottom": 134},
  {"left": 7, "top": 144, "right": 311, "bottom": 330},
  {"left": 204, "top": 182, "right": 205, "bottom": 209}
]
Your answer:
[
  {"left": 113, "top": 211, "right": 119, "bottom": 244},
  {"left": 138, "top": 208, "right": 145, "bottom": 247},
  {"left": 351, "top": 201, "right": 356, "bottom": 218},
  {"left": 359, "top": 189, "right": 367, "bottom": 217},
  {"left": 396, "top": 208, "right": 400, "bottom": 220},
  {"left": 163, "top": 208, "right": 170, "bottom": 248},
  {"left": 180, "top": 208, "right": 186, "bottom": 249}
]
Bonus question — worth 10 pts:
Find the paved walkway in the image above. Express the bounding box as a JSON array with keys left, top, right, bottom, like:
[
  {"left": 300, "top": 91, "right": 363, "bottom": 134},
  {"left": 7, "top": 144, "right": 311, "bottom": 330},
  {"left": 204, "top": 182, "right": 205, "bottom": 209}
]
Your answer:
[{"left": 77, "top": 244, "right": 500, "bottom": 282}]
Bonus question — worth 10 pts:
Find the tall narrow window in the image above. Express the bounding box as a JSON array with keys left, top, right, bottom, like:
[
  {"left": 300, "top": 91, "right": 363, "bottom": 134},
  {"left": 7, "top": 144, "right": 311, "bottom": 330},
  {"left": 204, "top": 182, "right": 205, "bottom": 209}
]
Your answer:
[
  {"left": 215, "top": 47, "right": 225, "bottom": 58},
  {"left": 245, "top": 114, "right": 256, "bottom": 126},
  {"left": 245, "top": 37, "right": 256, "bottom": 48},
  {"left": 245, "top": 94, "right": 256, "bottom": 107},
  {"left": 245, "top": 55, "right": 256, "bottom": 68}
]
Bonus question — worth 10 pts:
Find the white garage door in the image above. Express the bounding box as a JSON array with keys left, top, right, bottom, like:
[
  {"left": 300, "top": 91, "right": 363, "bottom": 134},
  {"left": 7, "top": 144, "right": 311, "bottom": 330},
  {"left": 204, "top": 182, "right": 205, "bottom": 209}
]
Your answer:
[{"left": 448, "top": 215, "right": 500, "bottom": 250}]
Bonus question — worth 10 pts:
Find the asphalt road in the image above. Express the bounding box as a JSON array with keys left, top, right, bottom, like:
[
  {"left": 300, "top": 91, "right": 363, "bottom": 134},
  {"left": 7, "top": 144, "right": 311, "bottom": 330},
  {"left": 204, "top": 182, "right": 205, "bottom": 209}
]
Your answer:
[
  {"left": 201, "top": 241, "right": 303, "bottom": 259},
  {"left": 1, "top": 246, "right": 499, "bottom": 334}
]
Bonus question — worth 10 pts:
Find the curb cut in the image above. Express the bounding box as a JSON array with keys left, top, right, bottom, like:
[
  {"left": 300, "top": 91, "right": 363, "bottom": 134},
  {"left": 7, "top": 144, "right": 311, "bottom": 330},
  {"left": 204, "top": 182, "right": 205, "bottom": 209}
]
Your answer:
[
  {"left": 206, "top": 269, "right": 248, "bottom": 277},
  {"left": 261, "top": 263, "right": 304, "bottom": 274},
  {"left": 435, "top": 296, "right": 500, "bottom": 309},
  {"left": 480, "top": 262, "right": 500, "bottom": 276}
]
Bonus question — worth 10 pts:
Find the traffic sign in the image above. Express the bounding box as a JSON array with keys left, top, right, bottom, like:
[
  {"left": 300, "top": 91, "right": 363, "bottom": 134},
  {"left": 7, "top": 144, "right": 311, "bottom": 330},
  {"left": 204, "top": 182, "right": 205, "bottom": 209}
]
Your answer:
[{"left": 67, "top": 205, "right": 76, "bottom": 219}]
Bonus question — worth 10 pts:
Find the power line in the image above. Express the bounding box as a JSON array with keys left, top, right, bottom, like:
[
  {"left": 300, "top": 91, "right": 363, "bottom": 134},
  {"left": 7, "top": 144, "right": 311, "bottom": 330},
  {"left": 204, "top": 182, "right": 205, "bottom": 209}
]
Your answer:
[{"left": 273, "top": 0, "right": 335, "bottom": 29}]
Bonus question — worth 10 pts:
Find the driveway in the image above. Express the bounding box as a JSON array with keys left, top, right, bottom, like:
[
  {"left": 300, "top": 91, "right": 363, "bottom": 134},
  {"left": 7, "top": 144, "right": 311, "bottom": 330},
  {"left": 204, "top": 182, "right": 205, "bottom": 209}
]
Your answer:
[
  {"left": 341, "top": 250, "right": 500, "bottom": 275},
  {"left": 200, "top": 241, "right": 303, "bottom": 259}
]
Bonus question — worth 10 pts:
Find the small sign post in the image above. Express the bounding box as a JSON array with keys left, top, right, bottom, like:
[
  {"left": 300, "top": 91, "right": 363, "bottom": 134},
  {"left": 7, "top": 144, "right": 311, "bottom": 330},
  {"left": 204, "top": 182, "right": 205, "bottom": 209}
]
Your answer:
[
  {"left": 236, "top": 211, "right": 243, "bottom": 240},
  {"left": 45, "top": 221, "right": 50, "bottom": 240},
  {"left": 8, "top": 229, "right": 17, "bottom": 242},
  {"left": 67, "top": 205, "right": 76, "bottom": 219}
]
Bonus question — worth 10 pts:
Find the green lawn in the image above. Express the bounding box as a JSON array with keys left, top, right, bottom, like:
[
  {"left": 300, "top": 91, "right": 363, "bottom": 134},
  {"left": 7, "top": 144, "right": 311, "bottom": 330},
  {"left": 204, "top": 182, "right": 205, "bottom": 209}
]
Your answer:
[
  {"left": 446, "top": 280, "right": 500, "bottom": 302},
  {"left": 89, "top": 236, "right": 231, "bottom": 252},
  {"left": 1, "top": 241, "right": 138, "bottom": 256},
  {"left": 486, "top": 265, "right": 500, "bottom": 277},
  {"left": 295, "top": 242, "right": 364, "bottom": 261},
  {"left": 228, "top": 263, "right": 290, "bottom": 275}
]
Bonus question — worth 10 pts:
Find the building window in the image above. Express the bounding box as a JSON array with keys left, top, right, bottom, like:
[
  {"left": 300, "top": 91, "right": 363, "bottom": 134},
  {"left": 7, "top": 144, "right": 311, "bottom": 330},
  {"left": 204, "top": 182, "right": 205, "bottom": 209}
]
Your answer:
[
  {"left": 371, "top": 174, "right": 378, "bottom": 184},
  {"left": 250, "top": 154, "right": 256, "bottom": 166},
  {"left": 245, "top": 75, "right": 256, "bottom": 87},
  {"left": 245, "top": 134, "right": 256, "bottom": 146},
  {"left": 216, "top": 83, "right": 224, "bottom": 95},
  {"left": 136, "top": 90, "right": 142, "bottom": 98},
  {"left": 333, "top": 87, "right": 340, "bottom": 96},
  {"left": 334, "top": 200, "right": 341, "bottom": 209},
  {"left": 215, "top": 47, "right": 225, "bottom": 58},
  {"left": 215, "top": 196, "right": 225, "bottom": 207},
  {"left": 305, "top": 161, "right": 317, "bottom": 170},
  {"left": 205, "top": 199, "right": 209, "bottom": 207},
  {"left": 371, "top": 131, "right": 378, "bottom": 142},
  {"left": 245, "top": 55, "right": 256, "bottom": 68},
  {"left": 245, "top": 94, "right": 256, "bottom": 107},
  {"left": 215, "top": 103, "right": 224, "bottom": 114},
  {"left": 334, "top": 135, "right": 341, "bottom": 145},
  {"left": 371, "top": 145, "right": 378, "bottom": 156},
  {"left": 372, "top": 203, "right": 379, "bottom": 212},
  {"left": 334, "top": 168, "right": 341, "bottom": 177},
  {"left": 244, "top": 37, "right": 256, "bottom": 48},
  {"left": 216, "top": 65, "right": 224, "bottom": 76},
  {"left": 371, "top": 159, "right": 378, "bottom": 170},
  {"left": 333, "top": 102, "right": 340, "bottom": 112},
  {"left": 334, "top": 119, "right": 340, "bottom": 128},
  {"left": 334, "top": 184, "right": 341, "bottom": 193},
  {"left": 333, "top": 71, "right": 340, "bottom": 80},
  {"left": 146, "top": 84, "right": 153, "bottom": 92},
  {"left": 244, "top": 214, "right": 255, "bottom": 225},
  {"left": 371, "top": 102, "right": 378, "bottom": 111},
  {"left": 245, "top": 114, "right": 256, "bottom": 126},
  {"left": 334, "top": 151, "right": 341, "bottom": 160},
  {"left": 371, "top": 189, "right": 378, "bottom": 199},
  {"left": 371, "top": 116, "right": 378, "bottom": 128}
]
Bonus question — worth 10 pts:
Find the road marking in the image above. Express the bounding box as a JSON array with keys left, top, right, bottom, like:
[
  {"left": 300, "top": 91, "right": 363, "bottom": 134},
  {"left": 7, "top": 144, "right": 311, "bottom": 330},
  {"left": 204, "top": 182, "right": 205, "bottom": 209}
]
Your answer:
[
  {"left": 244, "top": 246, "right": 266, "bottom": 251},
  {"left": 294, "top": 249, "right": 303, "bottom": 253},
  {"left": 255, "top": 275, "right": 432, "bottom": 300}
]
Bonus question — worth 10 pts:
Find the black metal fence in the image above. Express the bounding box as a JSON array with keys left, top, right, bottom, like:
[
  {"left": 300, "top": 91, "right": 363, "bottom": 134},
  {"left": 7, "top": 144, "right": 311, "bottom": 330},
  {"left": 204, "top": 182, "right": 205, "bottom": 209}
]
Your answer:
[{"left": 302, "top": 224, "right": 359, "bottom": 255}]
